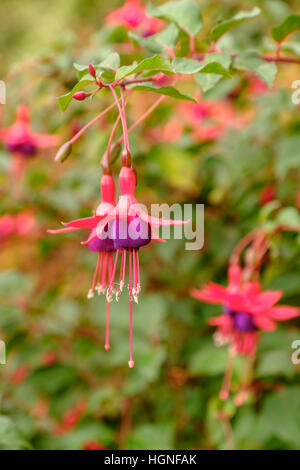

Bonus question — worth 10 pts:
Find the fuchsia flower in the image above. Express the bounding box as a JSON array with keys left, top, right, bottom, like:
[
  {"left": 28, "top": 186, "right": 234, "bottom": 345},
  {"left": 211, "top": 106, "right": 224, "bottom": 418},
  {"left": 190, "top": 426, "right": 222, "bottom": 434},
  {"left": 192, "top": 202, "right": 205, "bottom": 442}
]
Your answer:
[
  {"left": 106, "top": 0, "right": 162, "bottom": 37},
  {"left": 49, "top": 167, "right": 188, "bottom": 367},
  {"left": 191, "top": 265, "right": 299, "bottom": 357},
  {"left": 0, "top": 211, "right": 36, "bottom": 242},
  {"left": 177, "top": 94, "right": 247, "bottom": 143},
  {"left": 0, "top": 105, "right": 59, "bottom": 157}
]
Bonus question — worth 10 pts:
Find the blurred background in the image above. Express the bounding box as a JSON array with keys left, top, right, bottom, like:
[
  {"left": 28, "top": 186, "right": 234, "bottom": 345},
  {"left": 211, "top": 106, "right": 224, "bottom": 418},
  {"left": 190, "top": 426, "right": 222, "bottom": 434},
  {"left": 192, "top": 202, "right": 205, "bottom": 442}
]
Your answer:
[{"left": 0, "top": 0, "right": 300, "bottom": 450}]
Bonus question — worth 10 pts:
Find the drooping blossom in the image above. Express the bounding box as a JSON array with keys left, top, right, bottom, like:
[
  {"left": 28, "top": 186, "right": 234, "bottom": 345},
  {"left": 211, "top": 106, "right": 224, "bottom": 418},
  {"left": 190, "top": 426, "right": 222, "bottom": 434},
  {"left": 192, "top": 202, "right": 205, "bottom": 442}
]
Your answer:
[
  {"left": 0, "top": 105, "right": 59, "bottom": 178},
  {"left": 106, "top": 0, "right": 162, "bottom": 37},
  {"left": 84, "top": 166, "right": 188, "bottom": 367},
  {"left": 48, "top": 173, "right": 116, "bottom": 351},
  {"left": 191, "top": 264, "right": 299, "bottom": 357},
  {"left": 49, "top": 167, "right": 188, "bottom": 367},
  {"left": 191, "top": 264, "right": 299, "bottom": 402}
]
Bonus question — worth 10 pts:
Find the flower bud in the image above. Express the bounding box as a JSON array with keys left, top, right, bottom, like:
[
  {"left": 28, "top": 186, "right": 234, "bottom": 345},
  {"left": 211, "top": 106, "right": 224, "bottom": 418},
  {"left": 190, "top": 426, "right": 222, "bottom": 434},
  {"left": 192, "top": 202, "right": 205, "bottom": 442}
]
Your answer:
[
  {"left": 88, "top": 64, "right": 96, "bottom": 77},
  {"left": 55, "top": 141, "right": 72, "bottom": 162},
  {"left": 72, "top": 91, "right": 88, "bottom": 101}
]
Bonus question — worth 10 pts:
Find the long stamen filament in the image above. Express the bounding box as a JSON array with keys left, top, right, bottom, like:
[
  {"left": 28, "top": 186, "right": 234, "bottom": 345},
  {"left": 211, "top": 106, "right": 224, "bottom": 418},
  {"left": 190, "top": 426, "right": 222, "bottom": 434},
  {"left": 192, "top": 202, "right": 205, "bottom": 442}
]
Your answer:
[
  {"left": 128, "top": 248, "right": 134, "bottom": 368},
  {"left": 88, "top": 253, "right": 101, "bottom": 298}
]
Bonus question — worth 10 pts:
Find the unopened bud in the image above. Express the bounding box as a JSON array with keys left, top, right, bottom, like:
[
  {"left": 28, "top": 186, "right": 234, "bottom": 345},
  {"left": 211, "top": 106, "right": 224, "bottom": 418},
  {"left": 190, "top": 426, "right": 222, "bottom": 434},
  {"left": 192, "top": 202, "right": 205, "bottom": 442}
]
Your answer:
[
  {"left": 55, "top": 141, "right": 72, "bottom": 162},
  {"left": 88, "top": 64, "right": 96, "bottom": 77},
  {"left": 72, "top": 91, "right": 88, "bottom": 101}
]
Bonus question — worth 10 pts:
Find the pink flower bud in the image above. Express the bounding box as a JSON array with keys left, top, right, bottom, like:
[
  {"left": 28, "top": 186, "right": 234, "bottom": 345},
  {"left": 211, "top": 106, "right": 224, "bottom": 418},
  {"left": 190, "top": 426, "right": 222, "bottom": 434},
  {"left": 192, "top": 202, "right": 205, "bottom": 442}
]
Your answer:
[
  {"left": 88, "top": 64, "right": 96, "bottom": 77},
  {"left": 72, "top": 91, "right": 88, "bottom": 101}
]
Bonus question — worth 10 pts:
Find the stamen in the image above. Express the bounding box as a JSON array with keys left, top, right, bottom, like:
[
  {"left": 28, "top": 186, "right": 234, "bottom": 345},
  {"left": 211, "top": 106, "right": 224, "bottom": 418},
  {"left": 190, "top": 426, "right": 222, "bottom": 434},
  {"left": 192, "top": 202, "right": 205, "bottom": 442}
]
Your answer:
[
  {"left": 97, "top": 252, "right": 108, "bottom": 294},
  {"left": 116, "top": 250, "right": 125, "bottom": 301},
  {"left": 132, "top": 248, "right": 138, "bottom": 303},
  {"left": 88, "top": 253, "right": 101, "bottom": 299},
  {"left": 106, "top": 250, "right": 120, "bottom": 302},
  {"left": 128, "top": 248, "right": 134, "bottom": 368},
  {"left": 136, "top": 250, "right": 141, "bottom": 294},
  {"left": 121, "top": 249, "right": 127, "bottom": 291},
  {"left": 104, "top": 301, "right": 111, "bottom": 351}
]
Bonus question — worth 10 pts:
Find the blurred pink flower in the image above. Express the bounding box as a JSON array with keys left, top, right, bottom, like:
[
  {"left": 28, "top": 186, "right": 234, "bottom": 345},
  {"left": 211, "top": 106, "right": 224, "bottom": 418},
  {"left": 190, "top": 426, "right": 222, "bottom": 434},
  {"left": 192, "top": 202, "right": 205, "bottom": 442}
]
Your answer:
[
  {"left": 0, "top": 211, "right": 36, "bottom": 242},
  {"left": 106, "top": 0, "right": 162, "bottom": 37},
  {"left": 0, "top": 105, "right": 59, "bottom": 158},
  {"left": 191, "top": 264, "right": 299, "bottom": 356}
]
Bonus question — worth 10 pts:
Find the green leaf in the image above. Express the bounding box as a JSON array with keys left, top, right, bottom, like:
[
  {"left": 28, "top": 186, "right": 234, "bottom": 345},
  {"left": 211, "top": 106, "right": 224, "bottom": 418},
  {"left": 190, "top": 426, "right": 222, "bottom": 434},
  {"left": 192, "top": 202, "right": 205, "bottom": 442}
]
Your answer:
[
  {"left": 275, "top": 207, "right": 300, "bottom": 228},
  {"left": 234, "top": 52, "right": 277, "bottom": 88},
  {"left": 211, "top": 7, "right": 261, "bottom": 42},
  {"left": 0, "top": 416, "right": 30, "bottom": 450},
  {"left": 256, "top": 350, "right": 295, "bottom": 378},
  {"left": 57, "top": 77, "right": 93, "bottom": 112},
  {"left": 127, "top": 423, "right": 174, "bottom": 450},
  {"left": 173, "top": 57, "right": 231, "bottom": 77},
  {"left": 261, "top": 388, "right": 300, "bottom": 448},
  {"left": 188, "top": 342, "right": 228, "bottom": 376},
  {"left": 147, "top": 0, "right": 203, "bottom": 36},
  {"left": 115, "top": 56, "right": 174, "bottom": 80},
  {"left": 73, "top": 53, "right": 120, "bottom": 81},
  {"left": 195, "top": 53, "right": 232, "bottom": 91},
  {"left": 129, "top": 24, "right": 179, "bottom": 54},
  {"left": 98, "top": 52, "right": 120, "bottom": 70},
  {"left": 281, "top": 41, "right": 300, "bottom": 57},
  {"left": 271, "top": 14, "right": 300, "bottom": 42},
  {"left": 129, "top": 83, "right": 197, "bottom": 102},
  {"left": 275, "top": 135, "right": 300, "bottom": 177},
  {"left": 129, "top": 33, "right": 164, "bottom": 54}
]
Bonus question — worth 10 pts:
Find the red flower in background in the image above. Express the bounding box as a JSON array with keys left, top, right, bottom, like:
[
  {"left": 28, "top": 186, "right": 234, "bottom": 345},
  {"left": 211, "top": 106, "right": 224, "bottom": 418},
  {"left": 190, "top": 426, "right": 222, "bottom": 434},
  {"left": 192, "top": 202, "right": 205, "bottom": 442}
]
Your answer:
[
  {"left": 0, "top": 105, "right": 59, "bottom": 179},
  {"left": 106, "top": 0, "right": 162, "bottom": 37},
  {"left": 0, "top": 105, "right": 59, "bottom": 157},
  {"left": 260, "top": 184, "right": 276, "bottom": 206},
  {"left": 191, "top": 264, "right": 299, "bottom": 356},
  {"left": 0, "top": 211, "right": 36, "bottom": 242},
  {"left": 82, "top": 441, "right": 107, "bottom": 450}
]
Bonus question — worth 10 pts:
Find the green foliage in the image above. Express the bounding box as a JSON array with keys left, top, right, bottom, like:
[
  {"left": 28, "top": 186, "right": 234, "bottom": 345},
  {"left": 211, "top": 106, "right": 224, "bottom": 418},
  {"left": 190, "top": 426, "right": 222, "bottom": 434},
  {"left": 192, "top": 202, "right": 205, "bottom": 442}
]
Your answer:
[
  {"left": 147, "top": 0, "right": 203, "bottom": 36},
  {"left": 271, "top": 14, "right": 300, "bottom": 42},
  {"left": 1, "top": 0, "right": 300, "bottom": 453},
  {"left": 210, "top": 7, "right": 261, "bottom": 42}
]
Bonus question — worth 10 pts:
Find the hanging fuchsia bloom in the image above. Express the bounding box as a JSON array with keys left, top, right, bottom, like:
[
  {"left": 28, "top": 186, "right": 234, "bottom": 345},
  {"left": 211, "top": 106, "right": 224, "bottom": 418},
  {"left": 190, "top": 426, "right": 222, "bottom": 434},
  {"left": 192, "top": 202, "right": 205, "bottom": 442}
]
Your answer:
[
  {"left": 0, "top": 105, "right": 59, "bottom": 157},
  {"left": 191, "top": 264, "right": 299, "bottom": 357},
  {"left": 61, "top": 166, "right": 188, "bottom": 368},
  {"left": 106, "top": 0, "right": 162, "bottom": 37},
  {"left": 48, "top": 174, "right": 116, "bottom": 350}
]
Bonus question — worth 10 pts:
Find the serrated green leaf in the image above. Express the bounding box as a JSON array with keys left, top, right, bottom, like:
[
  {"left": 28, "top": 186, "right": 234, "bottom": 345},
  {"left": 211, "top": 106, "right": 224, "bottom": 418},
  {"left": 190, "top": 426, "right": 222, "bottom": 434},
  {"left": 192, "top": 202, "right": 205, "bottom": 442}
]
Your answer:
[
  {"left": 129, "top": 83, "right": 197, "bottom": 102},
  {"left": 195, "top": 53, "right": 232, "bottom": 91},
  {"left": 272, "top": 14, "right": 300, "bottom": 42},
  {"left": 211, "top": 7, "right": 261, "bottom": 42},
  {"left": 57, "top": 77, "right": 93, "bottom": 112},
  {"left": 129, "top": 24, "right": 179, "bottom": 54},
  {"left": 173, "top": 57, "right": 231, "bottom": 76},
  {"left": 116, "top": 56, "right": 174, "bottom": 81},
  {"left": 147, "top": 0, "right": 203, "bottom": 36},
  {"left": 98, "top": 52, "right": 120, "bottom": 70},
  {"left": 234, "top": 52, "right": 277, "bottom": 88}
]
